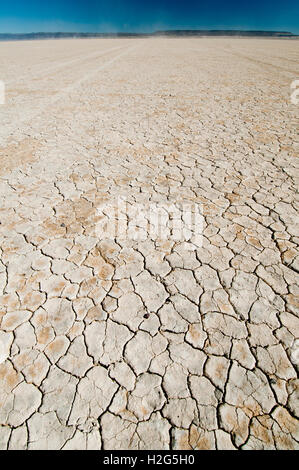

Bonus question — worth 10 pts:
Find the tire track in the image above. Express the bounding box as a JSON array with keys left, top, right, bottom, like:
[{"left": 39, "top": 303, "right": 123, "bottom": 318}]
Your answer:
[
  {"left": 0, "top": 42, "right": 141, "bottom": 145},
  {"left": 5, "top": 43, "right": 131, "bottom": 87}
]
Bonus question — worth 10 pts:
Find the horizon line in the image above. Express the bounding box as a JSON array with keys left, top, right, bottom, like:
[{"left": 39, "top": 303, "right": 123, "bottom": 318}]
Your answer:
[{"left": 0, "top": 29, "right": 297, "bottom": 36}]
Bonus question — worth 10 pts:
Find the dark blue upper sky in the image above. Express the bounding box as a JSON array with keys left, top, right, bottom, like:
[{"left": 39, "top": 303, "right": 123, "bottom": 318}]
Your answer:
[{"left": 1, "top": 0, "right": 298, "bottom": 34}]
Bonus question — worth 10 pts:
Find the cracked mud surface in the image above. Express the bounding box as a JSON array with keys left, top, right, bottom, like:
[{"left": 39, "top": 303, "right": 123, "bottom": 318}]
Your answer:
[{"left": 0, "top": 37, "right": 298, "bottom": 450}]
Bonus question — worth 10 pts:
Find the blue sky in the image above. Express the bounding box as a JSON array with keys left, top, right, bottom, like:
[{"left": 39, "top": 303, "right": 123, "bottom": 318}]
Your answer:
[{"left": 0, "top": 0, "right": 298, "bottom": 34}]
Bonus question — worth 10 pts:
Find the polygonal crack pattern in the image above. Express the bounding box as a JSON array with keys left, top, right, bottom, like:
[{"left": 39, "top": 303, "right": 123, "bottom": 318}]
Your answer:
[{"left": 0, "top": 38, "right": 298, "bottom": 450}]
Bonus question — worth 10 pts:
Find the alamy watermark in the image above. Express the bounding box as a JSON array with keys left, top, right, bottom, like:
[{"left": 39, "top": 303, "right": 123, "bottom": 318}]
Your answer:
[
  {"left": 95, "top": 197, "right": 204, "bottom": 249},
  {"left": 0, "top": 80, "right": 5, "bottom": 105},
  {"left": 290, "top": 338, "right": 299, "bottom": 366},
  {"left": 290, "top": 80, "right": 299, "bottom": 105}
]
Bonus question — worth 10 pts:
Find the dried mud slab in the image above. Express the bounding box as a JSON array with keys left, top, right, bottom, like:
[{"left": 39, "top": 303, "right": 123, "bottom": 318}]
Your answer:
[{"left": 0, "top": 37, "right": 298, "bottom": 450}]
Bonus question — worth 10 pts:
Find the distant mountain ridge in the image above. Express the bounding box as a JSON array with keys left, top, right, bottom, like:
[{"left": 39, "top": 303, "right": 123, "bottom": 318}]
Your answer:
[{"left": 0, "top": 30, "right": 297, "bottom": 41}]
